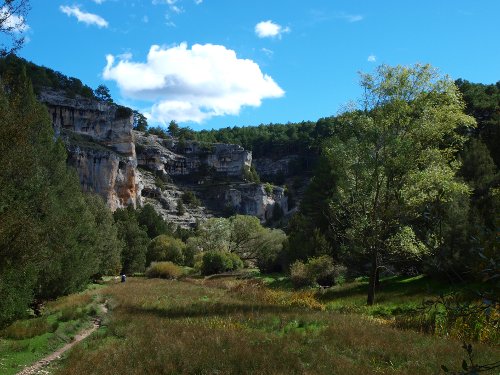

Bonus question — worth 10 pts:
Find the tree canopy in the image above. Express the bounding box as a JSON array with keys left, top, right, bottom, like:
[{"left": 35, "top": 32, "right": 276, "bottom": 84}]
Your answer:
[{"left": 293, "top": 64, "right": 476, "bottom": 304}]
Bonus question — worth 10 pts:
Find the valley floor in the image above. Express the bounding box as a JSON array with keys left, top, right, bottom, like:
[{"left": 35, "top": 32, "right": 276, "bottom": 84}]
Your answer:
[{"left": 2, "top": 276, "right": 499, "bottom": 375}]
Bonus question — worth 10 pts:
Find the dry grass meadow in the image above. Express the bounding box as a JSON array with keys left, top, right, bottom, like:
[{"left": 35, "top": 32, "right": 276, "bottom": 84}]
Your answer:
[{"left": 42, "top": 277, "right": 500, "bottom": 375}]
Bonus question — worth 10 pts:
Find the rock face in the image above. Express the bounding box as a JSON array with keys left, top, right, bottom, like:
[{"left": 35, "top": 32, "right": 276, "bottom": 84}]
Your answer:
[
  {"left": 39, "top": 89, "right": 287, "bottom": 223},
  {"left": 134, "top": 132, "right": 251, "bottom": 178},
  {"left": 40, "top": 89, "right": 142, "bottom": 210},
  {"left": 223, "top": 184, "right": 288, "bottom": 220},
  {"left": 253, "top": 155, "right": 299, "bottom": 179},
  {"left": 138, "top": 168, "right": 212, "bottom": 227},
  {"left": 135, "top": 132, "right": 287, "bottom": 223}
]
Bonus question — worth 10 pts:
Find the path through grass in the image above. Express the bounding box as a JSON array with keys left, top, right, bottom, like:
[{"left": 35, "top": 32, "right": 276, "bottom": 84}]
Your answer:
[{"left": 52, "top": 277, "right": 499, "bottom": 375}]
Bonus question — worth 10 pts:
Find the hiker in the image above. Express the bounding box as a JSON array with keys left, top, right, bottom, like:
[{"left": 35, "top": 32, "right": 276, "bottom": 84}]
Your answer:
[{"left": 121, "top": 273, "right": 126, "bottom": 283}]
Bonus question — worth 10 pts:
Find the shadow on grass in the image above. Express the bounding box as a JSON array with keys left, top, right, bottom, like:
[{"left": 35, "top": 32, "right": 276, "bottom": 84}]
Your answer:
[
  {"left": 318, "top": 275, "right": 450, "bottom": 302},
  {"left": 124, "top": 302, "right": 303, "bottom": 320}
]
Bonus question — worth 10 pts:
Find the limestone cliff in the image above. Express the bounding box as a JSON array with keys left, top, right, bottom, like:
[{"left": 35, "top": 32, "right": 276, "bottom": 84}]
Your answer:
[
  {"left": 39, "top": 89, "right": 142, "bottom": 210},
  {"left": 39, "top": 89, "right": 287, "bottom": 223},
  {"left": 134, "top": 131, "right": 251, "bottom": 178},
  {"left": 135, "top": 132, "right": 287, "bottom": 223}
]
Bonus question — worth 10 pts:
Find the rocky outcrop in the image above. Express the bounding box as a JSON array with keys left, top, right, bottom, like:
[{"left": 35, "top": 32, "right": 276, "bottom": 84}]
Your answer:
[
  {"left": 40, "top": 89, "right": 141, "bottom": 210},
  {"left": 138, "top": 168, "right": 212, "bottom": 227},
  {"left": 253, "top": 155, "right": 299, "bottom": 178},
  {"left": 39, "top": 89, "right": 287, "bottom": 222},
  {"left": 135, "top": 132, "right": 288, "bottom": 224},
  {"left": 223, "top": 184, "right": 288, "bottom": 220},
  {"left": 134, "top": 132, "right": 251, "bottom": 179}
]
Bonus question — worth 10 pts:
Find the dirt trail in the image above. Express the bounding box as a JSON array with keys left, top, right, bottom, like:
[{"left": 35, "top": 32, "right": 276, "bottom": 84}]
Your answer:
[{"left": 16, "top": 303, "right": 108, "bottom": 375}]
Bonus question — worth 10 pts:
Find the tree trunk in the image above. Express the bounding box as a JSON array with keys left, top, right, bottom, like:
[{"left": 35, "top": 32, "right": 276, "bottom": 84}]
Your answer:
[{"left": 367, "top": 250, "right": 377, "bottom": 306}]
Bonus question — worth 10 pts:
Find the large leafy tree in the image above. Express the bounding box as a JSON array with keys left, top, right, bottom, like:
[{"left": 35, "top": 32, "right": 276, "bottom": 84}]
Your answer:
[
  {"left": 322, "top": 64, "right": 475, "bottom": 304},
  {"left": 189, "top": 215, "right": 286, "bottom": 269}
]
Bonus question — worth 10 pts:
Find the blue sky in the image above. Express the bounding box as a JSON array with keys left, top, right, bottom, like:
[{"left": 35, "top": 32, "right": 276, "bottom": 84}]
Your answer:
[{"left": 13, "top": 0, "right": 500, "bottom": 130}]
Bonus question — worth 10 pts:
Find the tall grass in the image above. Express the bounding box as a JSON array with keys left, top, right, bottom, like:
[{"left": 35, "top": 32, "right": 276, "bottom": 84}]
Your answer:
[
  {"left": 0, "top": 287, "right": 104, "bottom": 375},
  {"left": 54, "top": 278, "right": 499, "bottom": 375}
]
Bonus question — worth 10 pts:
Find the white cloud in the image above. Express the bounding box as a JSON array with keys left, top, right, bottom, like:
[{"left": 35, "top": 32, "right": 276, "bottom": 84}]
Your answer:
[
  {"left": 153, "top": 0, "right": 184, "bottom": 14},
  {"left": 92, "top": 0, "right": 105, "bottom": 4},
  {"left": 164, "top": 13, "right": 176, "bottom": 27},
  {"left": 255, "top": 20, "right": 290, "bottom": 39},
  {"left": 338, "top": 12, "right": 364, "bottom": 22},
  {"left": 367, "top": 54, "right": 376, "bottom": 62},
  {"left": 0, "top": 6, "right": 29, "bottom": 33},
  {"left": 261, "top": 47, "right": 274, "bottom": 57},
  {"left": 194, "top": 0, "right": 203, "bottom": 4},
  {"left": 170, "top": 5, "right": 183, "bottom": 14},
  {"left": 60, "top": 5, "right": 109, "bottom": 28},
  {"left": 103, "top": 43, "right": 285, "bottom": 123}
]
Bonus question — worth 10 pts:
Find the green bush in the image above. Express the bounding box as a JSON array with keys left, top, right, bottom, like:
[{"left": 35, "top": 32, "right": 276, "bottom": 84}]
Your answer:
[
  {"left": 290, "top": 260, "right": 316, "bottom": 288},
  {"left": 290, "top": 256, "right": 338, "bottom": 289},
  {"left": 264, "top": 182, "right": 273, "bottom": 195},
  {"left": 306, "top": 255, "right": 335, "bottom": 286},
  {"left": 182, "top": 190, "right": 201, "bottom": 207},
  {"left": 147, "top": 235, "right": 185, "bottom": 265},
  {"left": 200, "top": 251, "right": 243, "bottom": 276},
  {"left": 145, "top": 262, "right": 184, "bottom": 279},
  {"left": 184, "top": 238, "right": 201, "bottom": 267}
]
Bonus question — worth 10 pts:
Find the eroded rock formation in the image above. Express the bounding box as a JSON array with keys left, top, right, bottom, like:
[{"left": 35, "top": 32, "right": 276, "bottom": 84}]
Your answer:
[
  {"left": 134, "top": 131, "right": 251, "bottom": 178},
  {"left": 40, "top": 89, "right": 142, "bottom": 210},
  {"left": 39, "top": 89, "right": 287, "bottom": 223},
  {"left": 135, "top": 132, "right": 287, "bottom": 223}
]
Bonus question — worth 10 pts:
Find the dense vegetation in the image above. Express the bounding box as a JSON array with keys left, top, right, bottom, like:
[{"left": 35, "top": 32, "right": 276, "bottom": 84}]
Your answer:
[
  {"left": 0, "top": 54, "right": 95, "bottom": 98},
  {"left": 0, "top": 63, "right": 122, "bottom": 327},
  {"left": 283, "top": 65, "right": 499, "bottom": 307}
]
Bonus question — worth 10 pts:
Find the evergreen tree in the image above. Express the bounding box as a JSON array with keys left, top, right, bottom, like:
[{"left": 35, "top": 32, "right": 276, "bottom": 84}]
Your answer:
[
  {"left": 94, "top": 84, "right": 113, "bottom": 103},
  {"left": 0, "top": 63, "right": 116, "bottom": 325},
  {"left": 114, "top": 207, "right": 150, "bottom": 274}
]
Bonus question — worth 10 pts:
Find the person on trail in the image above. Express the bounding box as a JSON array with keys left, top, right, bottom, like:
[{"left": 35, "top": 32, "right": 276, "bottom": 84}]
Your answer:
[{"left": 121, "top": 273, "right": 126, "bottom": 283}]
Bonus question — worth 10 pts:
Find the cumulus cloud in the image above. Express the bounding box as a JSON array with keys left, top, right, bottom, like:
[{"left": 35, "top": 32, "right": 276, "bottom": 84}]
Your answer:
[
  {"left": 0, "top": 6, "right": 29, "bottom": 33},
  {"left": 103, "top": 43, "right": 284, "bottom": 123},
  {"left": 367, "top": 54, "right": 376, "bottom": 62},
  {"left": 60, "top": 5, "right": 109, "bottom": 28},
  {"left": 255, "top": 20, "right": 290, "bottom": 39}
]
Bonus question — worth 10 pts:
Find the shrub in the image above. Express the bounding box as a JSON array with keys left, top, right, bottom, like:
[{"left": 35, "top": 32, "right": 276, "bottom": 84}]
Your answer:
[
  {"left": 145, "top": 262, "right": 184, "bottom": 279},
  {"left": 184, "top": 237, "right": 201, "bottom": 267},
  {"left": 290, "top": 261, "right": 316, "bottom": 288},
  {"left": 147, "top": 235, "right": 185, "bottom": 265},
  {"left": 200, "top": 251, "right": 243, "bottom": 276},
  {"left": 115, "top": 105, "right": 132, "bottom": 120},
  {"left": 306, "top": 255, "right": 335, "bottom": 287},
  {"left": 290, "top": 256, "right": 339, "bottom": 289},
  {"left": 182, "top": 190, "right": 201, "bottom": 207},
  {"left": 264, "top": 182, "right": 273, "bottom": 195},
  {"left": 59, "top": 307, "right": 87, "bottom": 322}
]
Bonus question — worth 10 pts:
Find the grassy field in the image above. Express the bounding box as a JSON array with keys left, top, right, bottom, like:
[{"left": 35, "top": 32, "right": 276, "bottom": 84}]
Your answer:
[
  {"left": 0, "top": 286, "right": 106, "bottom": 375},
  {"left": 15, "top": 276, "right": 492, "bottom": 375}
]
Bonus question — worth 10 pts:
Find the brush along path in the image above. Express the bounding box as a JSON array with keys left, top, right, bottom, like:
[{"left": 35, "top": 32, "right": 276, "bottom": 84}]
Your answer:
[{"left": 15, "top": 303, "right": 108, "bottom": 375}]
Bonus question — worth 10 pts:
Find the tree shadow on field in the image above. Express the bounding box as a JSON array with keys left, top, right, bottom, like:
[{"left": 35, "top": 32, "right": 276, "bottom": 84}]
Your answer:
[{"left": 123, "top": 302, "right": 301, "bottom": 320}]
